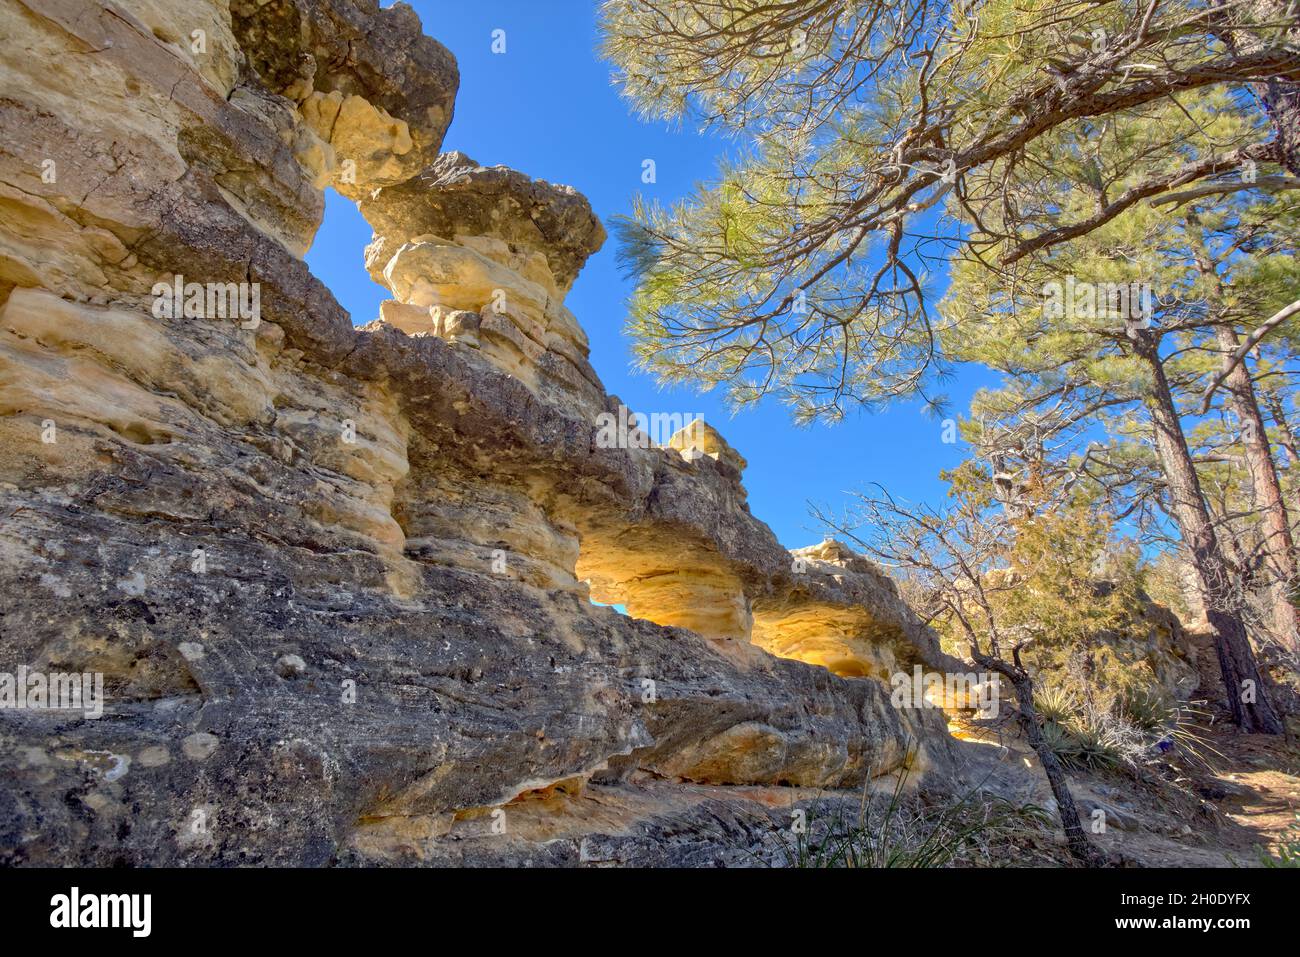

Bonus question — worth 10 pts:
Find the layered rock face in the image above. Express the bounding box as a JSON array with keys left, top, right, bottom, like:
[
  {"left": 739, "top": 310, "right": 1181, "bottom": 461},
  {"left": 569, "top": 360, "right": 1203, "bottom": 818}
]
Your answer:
[{"left": 0, "top": 0, "right": 957, "bottom": 866}]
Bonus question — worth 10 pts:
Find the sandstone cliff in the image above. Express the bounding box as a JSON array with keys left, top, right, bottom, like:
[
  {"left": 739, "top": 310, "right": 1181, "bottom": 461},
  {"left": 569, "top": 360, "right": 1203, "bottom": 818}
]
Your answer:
[{"left": 0, "top": 0, "right": 960, "bottom": 865}]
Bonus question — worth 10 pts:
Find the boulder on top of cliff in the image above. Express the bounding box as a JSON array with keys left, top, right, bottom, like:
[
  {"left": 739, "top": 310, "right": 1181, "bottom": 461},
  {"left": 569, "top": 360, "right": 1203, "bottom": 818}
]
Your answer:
[
  {"left": 797, "top": 539, "right": 860, "bottom": 566},
  {"left": 361, "top": 151, "right": 607, "bottom": 293},
  {"left": 230, "top": 0, "right": 459, "bottom": 198},
  {"left": 666, "top": 420, "right": 748, "bottom": 474}
]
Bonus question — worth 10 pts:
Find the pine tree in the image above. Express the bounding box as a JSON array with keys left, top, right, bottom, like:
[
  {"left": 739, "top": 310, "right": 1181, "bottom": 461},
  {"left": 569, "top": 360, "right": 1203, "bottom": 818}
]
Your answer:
[
  {"left": 940, "top": 100, "right": 1297, "bottom": 732},
  {"left": 600, "top": 0, "right": 1300, "bottom": 416}
]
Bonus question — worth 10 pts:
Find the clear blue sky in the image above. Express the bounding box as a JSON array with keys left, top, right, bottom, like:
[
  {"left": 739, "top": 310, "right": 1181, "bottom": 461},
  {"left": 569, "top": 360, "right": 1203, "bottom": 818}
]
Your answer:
[{"left": 307, "top": 0, "right": 996, "bottom": 548}]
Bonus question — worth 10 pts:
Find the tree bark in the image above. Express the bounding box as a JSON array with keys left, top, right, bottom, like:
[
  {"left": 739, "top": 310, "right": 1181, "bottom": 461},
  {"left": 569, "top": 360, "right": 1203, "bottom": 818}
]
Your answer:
[
  {"left": 971, "top": 650, "right": 1105, "bottom": 865},
  {"left": 1260, "top": 70, "right": 1300, "bottom": 177},
  {"left": 1223, "top": 0, "right": 1300, "bottom": 175},
  {"left": 1012, "top": 673, "right": 1106, "bottom": 866},
  {"left": 1213, "top": 324, "right": 1299, "bottom": 650},
  {"left": 1131, "top": 330, "right": 1285, "bottom": 733},
  {"left": 1264, "top": 392, "right": 1300, "bottom": 513}
]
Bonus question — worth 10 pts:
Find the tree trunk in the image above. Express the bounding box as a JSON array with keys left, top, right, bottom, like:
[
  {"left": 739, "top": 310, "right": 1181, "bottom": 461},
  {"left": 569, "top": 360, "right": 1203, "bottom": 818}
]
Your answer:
[
  {"left": 1132, "top": 330, "right": 1285, "bottom": 733},
  {"left": 970, "top": 648, "right": 1105, "bottom": 865},
  {"left": 1259, "top": 68, "right": 1300, "bottom": 177},
  {"left": 1223, "top": 1, "right": 1300, "bottom": 175},
  {"left": 1009, "top": 671, "right": 1106, "bottom": 866},
  {"left": 1213, "top": 324, "right": 1299, "bottom": 650},
  {"left": 1264, "top": 391, "right": 1300, "bottom": 482}
]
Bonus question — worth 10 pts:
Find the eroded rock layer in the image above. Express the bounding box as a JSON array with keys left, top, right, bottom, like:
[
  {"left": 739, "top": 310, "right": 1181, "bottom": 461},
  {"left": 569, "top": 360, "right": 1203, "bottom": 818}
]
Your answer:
[{"left": 0, "top": 0, "right": 957, "bottom": 866}]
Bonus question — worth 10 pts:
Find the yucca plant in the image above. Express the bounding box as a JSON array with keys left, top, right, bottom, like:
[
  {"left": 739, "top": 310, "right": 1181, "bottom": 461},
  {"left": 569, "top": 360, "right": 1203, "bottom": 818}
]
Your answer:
[
  {"left": 1035, "top": 684, "right": 1082, "bottom": 726},
  {"left": 1039, "top": 717, "right": 1085, "bottom": 769},
  {"left": 1038, "top": 704, "right": 1143, "bottom": 773},
  {"left": 1072, "top": 706, "right": 1147, "bottom": 771},
  {"left": 1159, "top": 701, "right": 1225, "bottom": 770},
  {"left": 1114, "top": 686, "right": 1172, "bottom": 733}
]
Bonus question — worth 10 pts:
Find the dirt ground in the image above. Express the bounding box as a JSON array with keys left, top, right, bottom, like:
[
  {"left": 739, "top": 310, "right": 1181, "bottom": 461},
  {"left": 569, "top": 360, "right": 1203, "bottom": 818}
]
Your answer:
[
  {"left": 949, "top": 707, "right": 1300, "bottom": 867},
  {"left": 1099, "top": 717, "right": 1300, "bottom": 867}
]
